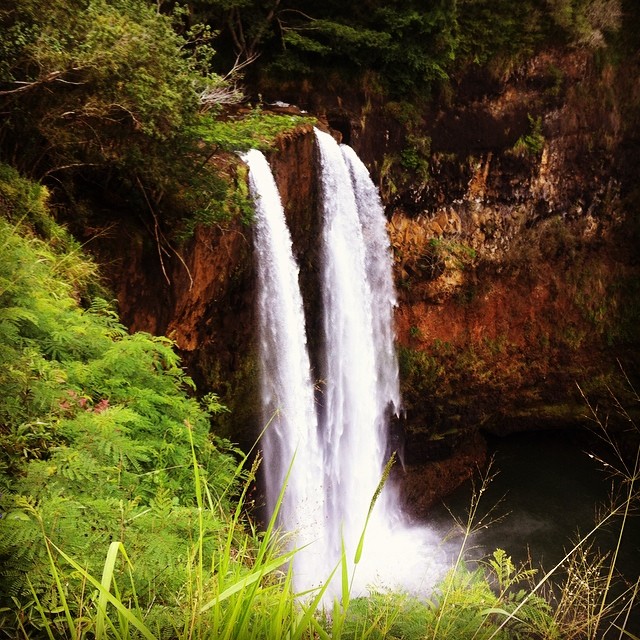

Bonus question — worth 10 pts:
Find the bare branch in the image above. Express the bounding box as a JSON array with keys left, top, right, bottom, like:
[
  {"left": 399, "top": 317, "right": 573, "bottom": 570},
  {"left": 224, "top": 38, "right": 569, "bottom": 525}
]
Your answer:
[
  {"left": 136, "top": 176, "right": 171, "bottom": 286},
  {"left": 278, "top": 8, "right": 317, "bottom": 22},
  {"left": 135, "top": 176, "right": 194, "bottom": 291},
  {"left": 0, "top": 68, "right": 87, "bottom": 96},
  {"left": 197, "top": 49, "right": 260, "bottom": 112},
  {"left": 0, "top": 71, "right": 64, "bottom": 96},
  {"left": 198, "top": 82, "right": 244, "bottom": 111},
  {"left": 43, "top": 163, "right": 100, "bottom": 177},
  {"left": 223, "top": 51, "right": 260, "bottom": 83}
]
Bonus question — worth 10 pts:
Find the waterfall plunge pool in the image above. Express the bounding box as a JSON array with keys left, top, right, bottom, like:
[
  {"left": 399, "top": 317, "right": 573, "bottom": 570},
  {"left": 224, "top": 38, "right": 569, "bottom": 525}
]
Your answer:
[{"left": 428, "top": 429, "right": 640, "bottom": 632}]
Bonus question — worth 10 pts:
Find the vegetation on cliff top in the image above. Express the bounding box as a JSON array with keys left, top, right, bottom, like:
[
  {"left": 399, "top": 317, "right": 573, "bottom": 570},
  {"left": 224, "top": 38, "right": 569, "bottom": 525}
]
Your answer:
[
  {"left": 0, "top": 0, "right": 625, "bottom": 241},
  {"left": 0, "top": 0, "right": 314, "bottom": 239},
  {"left": 184, "top": 0, "right": 622, "bottom": 93}
]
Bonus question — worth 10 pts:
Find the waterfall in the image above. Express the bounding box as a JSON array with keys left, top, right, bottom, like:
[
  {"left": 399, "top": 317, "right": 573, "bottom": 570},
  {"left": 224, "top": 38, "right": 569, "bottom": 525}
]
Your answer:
[
  {"left": 340, "top": 143, "right": 401, "bottom": 421},
  {"left": 243, "top": 149, "right": 325, "bottom": 589},
  {"left": 314, "top": 128, "right": 402, "bottom": 566},
  {"left": 245, "top": 134, "right": 444, "bottom": 603}
]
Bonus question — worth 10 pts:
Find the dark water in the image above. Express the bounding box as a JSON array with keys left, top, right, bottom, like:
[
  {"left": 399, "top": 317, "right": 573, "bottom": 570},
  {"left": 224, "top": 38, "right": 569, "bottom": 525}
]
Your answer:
[{"left": 428, "top": 429, "right": 640, "bottom": 633}]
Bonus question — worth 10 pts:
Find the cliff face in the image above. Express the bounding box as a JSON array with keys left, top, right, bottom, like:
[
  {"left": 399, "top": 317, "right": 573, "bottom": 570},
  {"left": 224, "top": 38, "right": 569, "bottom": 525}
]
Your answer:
[
  {"left": 286, "top": 48, "right": 640, "bottom": 439},
  {"left": 87, "top": 126, "right": 319, "bottom": 448},
  {"left": 387, "top": 49, "right": 640, "bottom": 436},
  {"left": 90, "top": 46, "right": 639, "bottom": 510}
]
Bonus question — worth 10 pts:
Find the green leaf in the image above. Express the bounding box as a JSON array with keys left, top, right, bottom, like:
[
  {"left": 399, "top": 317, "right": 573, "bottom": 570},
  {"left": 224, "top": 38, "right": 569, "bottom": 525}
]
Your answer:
[{"left": 199, "top": 549, "right": 296, "bottom": 613}]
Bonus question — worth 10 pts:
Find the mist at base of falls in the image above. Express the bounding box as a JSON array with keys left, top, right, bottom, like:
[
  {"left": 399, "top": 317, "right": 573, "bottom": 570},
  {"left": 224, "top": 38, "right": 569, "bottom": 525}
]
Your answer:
[
  {"left": 431, "top": 430, "right": 640, "bottom": 572},
  {"left": 243, "top": 132, "right": 450, "bottom": 604}
]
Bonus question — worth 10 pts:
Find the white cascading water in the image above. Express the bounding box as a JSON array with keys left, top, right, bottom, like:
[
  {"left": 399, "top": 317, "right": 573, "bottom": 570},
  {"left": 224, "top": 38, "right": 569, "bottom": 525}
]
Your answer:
[
  {"left": 242, "top": 149, "right": 325, "bottom": 590},
  {"left": 314, "top": 128, "right": 442, "bottom": 601},
  {"left": 315, "top": 128, "right": 381, "bottom": 565},
  {"left": 245, "top": 133, "right": 444, "bottom": 603}
]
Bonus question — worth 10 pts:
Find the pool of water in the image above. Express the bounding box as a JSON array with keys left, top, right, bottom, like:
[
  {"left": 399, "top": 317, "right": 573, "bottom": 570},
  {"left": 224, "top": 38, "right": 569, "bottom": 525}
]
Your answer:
[{"left": 428, "top": 428, "right": 640, "bottom": 633}]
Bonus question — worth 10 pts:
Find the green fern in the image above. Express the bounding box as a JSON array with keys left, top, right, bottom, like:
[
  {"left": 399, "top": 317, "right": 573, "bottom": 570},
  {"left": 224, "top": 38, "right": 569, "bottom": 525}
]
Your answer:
[
  {"left": 487, "top": 548, "right": 538, "bottom": 594},
  {"left": 482, "top": 549, "right": 556, "bottom": 639},
  {"left": 0, "top": 171, "right": 243, "bottom": 635}
]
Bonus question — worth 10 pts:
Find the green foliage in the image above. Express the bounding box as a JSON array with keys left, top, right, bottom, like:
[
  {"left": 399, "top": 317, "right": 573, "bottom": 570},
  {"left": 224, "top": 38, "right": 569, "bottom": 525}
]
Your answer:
[
  {"left": 0, "top": 163, "right": 51, "bottom": 232},
  {"left": 455, "top": 0, "right": 621, "bottom": 79},
  {"left": 456, "top": 0, "right": 545, "bottom": 71},
  {"left": 429, "top": 238, "right": 477, "bottom": 270},
  {"left": 486, "top": 549, "right": 538, "bottom": 594},
  {"left": 400, "top": 134, "right": 432, "bottom": 183},
  {"left": 0, "top": 177, "right": 243, "bottom": 635},
  {"left": 0, "top": 0, "right": 309, "bottom": 239},
  {"left": 193, "top": 109, "right": 316, "bottom": 152},
  {"left": 397, "top": 346, "right": 444, "bottom": 420},
  {"left": 186, "top": 0, "right": 625, "bottom": 103},
  {"left": 379, "top": 104, "right": 432, "bottom": 198},
  {"left": 511, "top": 115, "right": 545, "bottom": 157},
  {"left": 337, "top": 561, "right": 554, "bottom": 640},
  {"left": 1, "top": 0, "right": 200, "bottom": 164},
  {"left": 547, "top": 0, "right": 622, "bottom": 47},
  {"left": 190, "top": 0, "right": 458, "bottom": 97}
]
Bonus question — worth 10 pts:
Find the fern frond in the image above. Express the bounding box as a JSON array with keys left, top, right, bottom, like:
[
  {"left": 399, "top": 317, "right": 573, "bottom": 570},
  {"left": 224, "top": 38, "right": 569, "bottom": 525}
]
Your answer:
[{"left": 0, "top": 306, "right": 39, "bottom": 330}]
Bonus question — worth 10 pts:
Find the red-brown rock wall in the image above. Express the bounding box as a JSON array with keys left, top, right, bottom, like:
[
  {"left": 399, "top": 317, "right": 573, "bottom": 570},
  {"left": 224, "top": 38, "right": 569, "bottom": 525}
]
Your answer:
[{"left": 88, "top": 46, "right": 640, "bottom": 508}]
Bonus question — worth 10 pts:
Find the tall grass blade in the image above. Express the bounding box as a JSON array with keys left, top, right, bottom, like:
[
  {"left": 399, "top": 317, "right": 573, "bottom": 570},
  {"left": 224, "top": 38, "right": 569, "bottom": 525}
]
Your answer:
[
  {"left": 96, "top": 540, "right": 125, "bottom": 639},
  {"left": 612, "top": 627, "right": 640, "bottom": 640},
  {"left": 41, "top": 535, "right": 76, "bottom": 635},
  {"left": 27, "top": 578, "right": 56, "bottom": 640},
  {"left": 291, "top": 563, "right": 340, "bottom": 640},
  {"left": 199, "top": 549, "right": 296, "bottom": 612},
  {"left": 354, "top": 453, "right": 395, "bottom": 565},
  {"left": 594, "top": 444, "right": 639, "bottom": 635},
  {"left": 341, "top": 535, "right": 350, "bottom": 608},
  {"left": 48, "top": 539, "right": 157, "bottom": 640},
  {"left": 309, "top": 615, "right": 333, "bottom": 640}
]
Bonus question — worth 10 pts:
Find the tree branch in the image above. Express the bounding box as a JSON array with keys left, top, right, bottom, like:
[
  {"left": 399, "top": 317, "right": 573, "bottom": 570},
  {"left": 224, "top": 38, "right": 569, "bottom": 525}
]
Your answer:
[
  {"left": 0, "top": 71, "right": 63, "bottom": 96},
  {"left": 0, "top": 68, "right": 87, "bottom": 96},
  {"left": 43, "top": 163, "right": 100, "bottom": 177},
  {"left": 135, "top": 176, "right": 194, "bottom": 291}
]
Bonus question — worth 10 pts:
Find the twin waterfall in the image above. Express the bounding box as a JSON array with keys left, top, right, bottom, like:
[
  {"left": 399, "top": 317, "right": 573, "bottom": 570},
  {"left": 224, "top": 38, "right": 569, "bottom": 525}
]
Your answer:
[{"left": 243, "top": 128, "right": 439, "bottom": 601}]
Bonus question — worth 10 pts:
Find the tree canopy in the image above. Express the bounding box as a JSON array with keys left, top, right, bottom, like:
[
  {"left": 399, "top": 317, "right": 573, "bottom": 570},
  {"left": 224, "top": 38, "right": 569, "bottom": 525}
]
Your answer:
[
  {"left": 0, "top": 0, "right": 314, "bottom": 239},
  {"left": 0, "top": 0, "right": 622, "bottom": 226},
  {"left": 179, "top": 0, "right": 457, "bottom": 95},
  {"left": 178, "top": 0, "right": 622, "bottom": 98}
]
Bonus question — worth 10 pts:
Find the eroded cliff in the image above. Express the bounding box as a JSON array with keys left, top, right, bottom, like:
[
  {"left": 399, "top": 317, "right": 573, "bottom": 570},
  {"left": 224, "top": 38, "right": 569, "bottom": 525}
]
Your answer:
[
  {"left": 88, "top": 45, "right": 639, "bottom": 512},
  {"left": 319, "top": 48, "right": 639, "bottom": 512}
]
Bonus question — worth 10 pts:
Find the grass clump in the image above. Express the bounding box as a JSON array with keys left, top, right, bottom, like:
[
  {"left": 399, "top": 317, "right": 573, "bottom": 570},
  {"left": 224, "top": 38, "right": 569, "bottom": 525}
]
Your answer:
[
  {"left": 193, "top": 109, "right": 317, "bottom": 153},
  {"left": 511, "top": 115, "right": 545, "bottom": 157}
]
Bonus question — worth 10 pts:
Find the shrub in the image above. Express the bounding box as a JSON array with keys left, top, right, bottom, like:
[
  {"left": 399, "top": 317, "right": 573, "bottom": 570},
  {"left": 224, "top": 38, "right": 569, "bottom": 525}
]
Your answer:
[{"left": 0, "top": 173, "right": 242, "bottom": 635}]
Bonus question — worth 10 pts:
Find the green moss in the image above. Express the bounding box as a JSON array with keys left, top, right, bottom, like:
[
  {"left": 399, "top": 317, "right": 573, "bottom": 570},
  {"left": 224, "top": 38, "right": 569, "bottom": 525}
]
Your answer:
[
  {"left": 510, "top": 114, "right": 545, "bottom": 157},
  {"left": 194, "top": 110, "right": 317, "bottom": 152},
  {"left": 398, "top": 345, "right": 444, "bottom": 411},
  {"left": 429, "top": 238, "right": 477, "bottom": 270}
]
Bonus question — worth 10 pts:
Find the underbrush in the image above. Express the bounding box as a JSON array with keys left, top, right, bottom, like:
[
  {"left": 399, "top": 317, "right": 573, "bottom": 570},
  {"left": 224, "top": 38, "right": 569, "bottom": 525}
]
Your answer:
[{"left": 2, "top": 394, "right": 637, "bottom": 639}]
